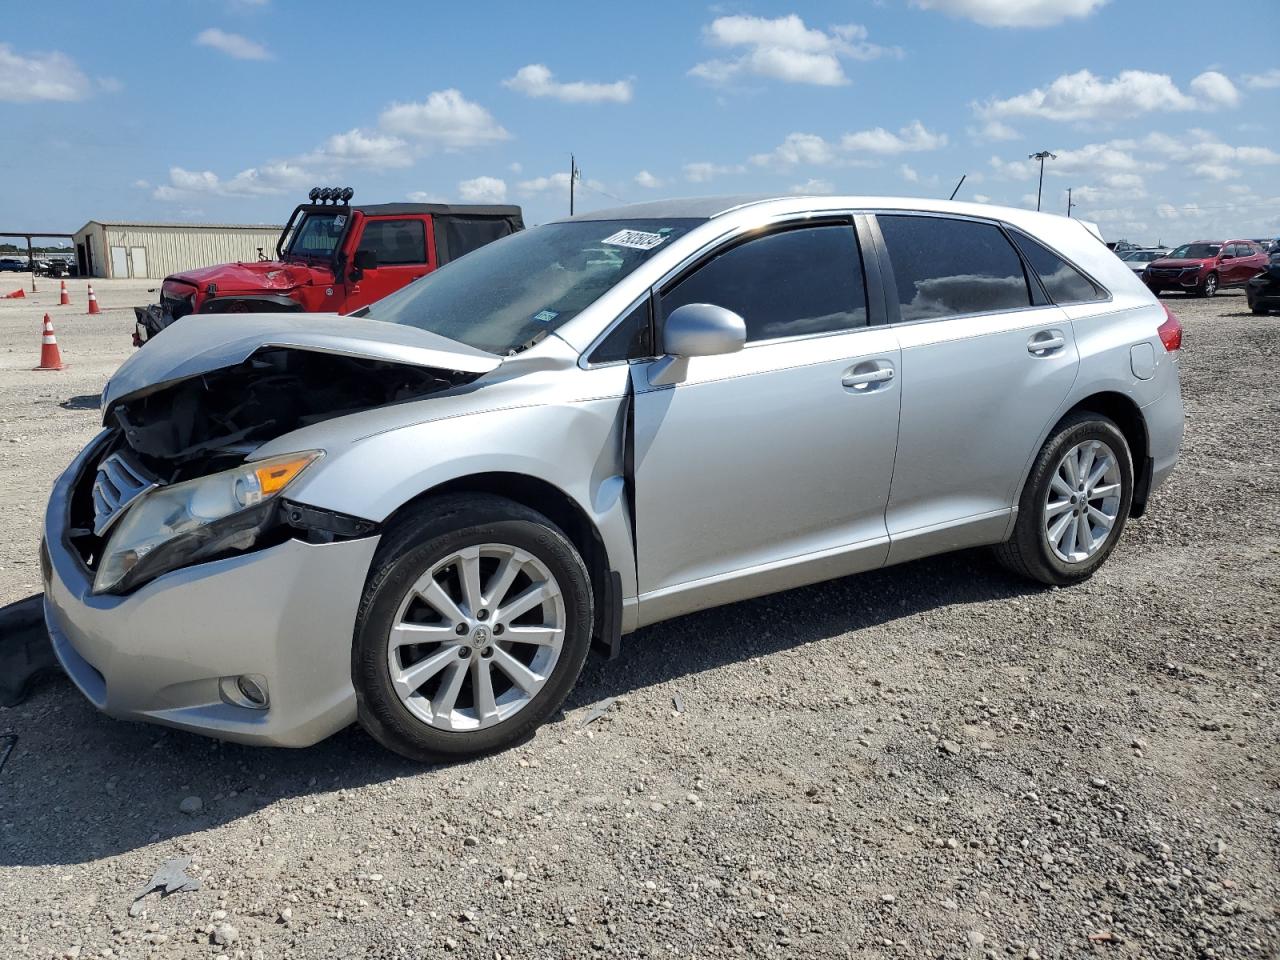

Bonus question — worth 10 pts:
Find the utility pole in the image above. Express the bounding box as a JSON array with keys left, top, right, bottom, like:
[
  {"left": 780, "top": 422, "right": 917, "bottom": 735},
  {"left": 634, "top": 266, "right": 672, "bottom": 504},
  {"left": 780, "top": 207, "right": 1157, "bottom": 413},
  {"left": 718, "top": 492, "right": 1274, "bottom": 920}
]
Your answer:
[
  {"left": 1029, "top": 150, "right": 1056, "bottom": 212},
  {"left": 1066, "top": 188, "right": 1075, "bottom": 218},
  {"left": 569, "top": 154, "right": 579, "bottom": 216}
]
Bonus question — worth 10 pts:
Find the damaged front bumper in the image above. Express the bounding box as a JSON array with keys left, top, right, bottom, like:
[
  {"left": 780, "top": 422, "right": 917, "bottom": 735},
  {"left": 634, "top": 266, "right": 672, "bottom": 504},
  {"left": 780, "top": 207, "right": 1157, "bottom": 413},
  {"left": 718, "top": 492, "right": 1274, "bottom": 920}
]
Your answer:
[{"left": 42, "top": 436, "right": 381, "bottom": 748}]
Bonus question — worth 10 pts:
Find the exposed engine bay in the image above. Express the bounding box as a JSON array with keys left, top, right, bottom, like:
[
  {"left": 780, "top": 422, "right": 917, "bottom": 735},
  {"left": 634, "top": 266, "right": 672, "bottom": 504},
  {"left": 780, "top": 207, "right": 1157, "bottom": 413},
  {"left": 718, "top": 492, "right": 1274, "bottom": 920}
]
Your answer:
[{"left": 105, "top": 346, "right": 479, "bottom": 481}]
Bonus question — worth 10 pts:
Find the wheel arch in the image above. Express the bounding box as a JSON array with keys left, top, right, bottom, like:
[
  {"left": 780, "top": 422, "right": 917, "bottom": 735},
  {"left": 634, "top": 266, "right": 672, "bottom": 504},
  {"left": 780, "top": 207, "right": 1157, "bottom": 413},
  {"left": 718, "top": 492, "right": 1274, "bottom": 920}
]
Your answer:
[
  {"left": 379, "top": 471, "right": 619, "bottom": 649},
  {"left": 1055, "top": 391, "right": 1152, "bottom": 518}
]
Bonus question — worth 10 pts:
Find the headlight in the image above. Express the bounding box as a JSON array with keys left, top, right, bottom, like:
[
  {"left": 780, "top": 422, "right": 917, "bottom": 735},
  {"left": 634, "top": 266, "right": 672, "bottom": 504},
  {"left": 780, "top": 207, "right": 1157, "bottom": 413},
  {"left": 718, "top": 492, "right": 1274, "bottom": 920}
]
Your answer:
[{"left": 94, "top": 451, "right": 321, "bottom": 594}]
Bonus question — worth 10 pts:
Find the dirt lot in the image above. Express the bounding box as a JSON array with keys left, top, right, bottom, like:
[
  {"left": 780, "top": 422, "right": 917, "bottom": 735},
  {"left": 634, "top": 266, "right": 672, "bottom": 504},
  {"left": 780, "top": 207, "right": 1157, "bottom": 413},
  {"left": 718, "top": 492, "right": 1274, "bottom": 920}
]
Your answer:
[{"left": 0, "top": 279, "right": 1276, "bottom": 960}]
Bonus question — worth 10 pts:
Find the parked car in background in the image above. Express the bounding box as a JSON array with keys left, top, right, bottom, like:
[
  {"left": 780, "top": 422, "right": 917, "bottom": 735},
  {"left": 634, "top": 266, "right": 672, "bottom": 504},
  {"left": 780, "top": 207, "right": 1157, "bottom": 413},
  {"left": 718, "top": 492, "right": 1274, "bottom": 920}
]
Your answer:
[
  {"left": 133, "top": 187, "right": 524, "bottom": 345},
  {"left": 0, "top": 257, "right": 29, "bottom": 272},
  {"left": 1245, "top": 249, "right": 1280, "bottom": 315},
  {"left": 1120, "top": 249, "right": 1168, "bottom": 275},
  {"left": 1143, "top": 239, "right": 1269, "bottom": 297},
  {"left": 44, "top": 196, "right": 1184, "bottom": 761}
]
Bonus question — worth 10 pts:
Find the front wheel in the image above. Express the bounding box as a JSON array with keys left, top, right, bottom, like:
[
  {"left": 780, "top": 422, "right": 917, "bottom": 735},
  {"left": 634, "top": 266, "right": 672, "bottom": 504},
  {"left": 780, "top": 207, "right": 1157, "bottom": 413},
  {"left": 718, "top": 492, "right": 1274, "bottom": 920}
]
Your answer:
[
  {"left": 353, "top": 494, "right": 593, "bottom": 762},
  {"left": 1198, "top": 272, "right": 1218, "bottom": 297},
  {"left": 995, "top": 413, "right": 1134, "bottom": 586}
]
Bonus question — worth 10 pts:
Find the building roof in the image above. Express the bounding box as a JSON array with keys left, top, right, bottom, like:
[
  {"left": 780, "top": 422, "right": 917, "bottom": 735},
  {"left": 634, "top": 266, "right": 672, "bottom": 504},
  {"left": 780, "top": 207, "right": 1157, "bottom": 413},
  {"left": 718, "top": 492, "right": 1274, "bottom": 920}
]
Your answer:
[{"left": 77, "top": 220, "right": 283, "bottom": 232}]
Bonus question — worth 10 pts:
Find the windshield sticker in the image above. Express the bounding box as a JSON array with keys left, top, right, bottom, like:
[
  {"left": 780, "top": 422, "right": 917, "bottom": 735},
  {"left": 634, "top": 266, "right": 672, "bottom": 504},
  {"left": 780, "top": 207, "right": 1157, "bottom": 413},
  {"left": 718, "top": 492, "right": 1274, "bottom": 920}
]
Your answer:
[
  {"left": 532, "top": 309, "right": 559, "bottom": 323},
  {"left": 601, "top": 229, "right": 668, "bottom": 251},
  {"left": 333, "top": 215, "right": 346, "bottom": 228}
]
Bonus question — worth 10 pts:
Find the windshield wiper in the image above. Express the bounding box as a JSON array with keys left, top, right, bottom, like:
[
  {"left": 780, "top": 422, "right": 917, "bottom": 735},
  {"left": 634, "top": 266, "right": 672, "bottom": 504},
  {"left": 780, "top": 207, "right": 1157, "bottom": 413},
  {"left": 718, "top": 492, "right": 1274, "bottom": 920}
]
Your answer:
[{"left": 508, "top": 329, "right": 548, "bottom": 356}]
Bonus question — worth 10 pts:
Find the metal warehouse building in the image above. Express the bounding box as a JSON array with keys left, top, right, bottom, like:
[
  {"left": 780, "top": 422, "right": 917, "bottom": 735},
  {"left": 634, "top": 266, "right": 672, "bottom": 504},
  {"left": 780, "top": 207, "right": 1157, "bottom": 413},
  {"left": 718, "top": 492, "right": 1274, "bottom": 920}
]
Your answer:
[{"left": 71, "top": 220, "right": 283, "bottom": 279}]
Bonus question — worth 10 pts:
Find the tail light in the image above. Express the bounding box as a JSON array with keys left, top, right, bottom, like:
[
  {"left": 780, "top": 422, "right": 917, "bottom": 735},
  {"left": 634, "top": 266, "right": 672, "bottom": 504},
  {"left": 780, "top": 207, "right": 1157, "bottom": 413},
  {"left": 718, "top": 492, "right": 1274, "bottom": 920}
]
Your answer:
[{"left": 1157, "top": 304, "right": 1182, "bottom": 353}]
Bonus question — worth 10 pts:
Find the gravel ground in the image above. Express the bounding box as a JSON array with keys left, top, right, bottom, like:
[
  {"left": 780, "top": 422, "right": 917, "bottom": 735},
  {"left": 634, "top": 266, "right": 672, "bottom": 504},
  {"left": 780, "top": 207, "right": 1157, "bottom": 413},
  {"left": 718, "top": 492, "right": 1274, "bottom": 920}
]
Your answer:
[{"left": 0, "top": 280, "right": 1276, "bottom": 960}]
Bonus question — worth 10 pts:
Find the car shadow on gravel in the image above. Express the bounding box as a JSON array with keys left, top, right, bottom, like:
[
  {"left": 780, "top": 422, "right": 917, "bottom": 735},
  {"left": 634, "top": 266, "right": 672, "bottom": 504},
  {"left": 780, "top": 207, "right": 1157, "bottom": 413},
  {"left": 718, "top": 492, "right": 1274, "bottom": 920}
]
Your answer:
[{"left": 0, "top": 550, "right": 1041, "bottom": 867}]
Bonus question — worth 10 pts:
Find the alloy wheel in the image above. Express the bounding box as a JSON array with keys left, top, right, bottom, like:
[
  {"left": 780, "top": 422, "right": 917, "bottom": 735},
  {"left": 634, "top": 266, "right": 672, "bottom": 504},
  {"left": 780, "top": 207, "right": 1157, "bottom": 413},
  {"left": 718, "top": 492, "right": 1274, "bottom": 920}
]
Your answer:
[
  {"left": 386, "top": 543, "right": 566, "bottom": 731},
  {"left": 1043, "top": 440, "right": 1123, "bottom": 564},
  {"left": 1203, "top": 274, "right": 1217, "bottom": 296}
]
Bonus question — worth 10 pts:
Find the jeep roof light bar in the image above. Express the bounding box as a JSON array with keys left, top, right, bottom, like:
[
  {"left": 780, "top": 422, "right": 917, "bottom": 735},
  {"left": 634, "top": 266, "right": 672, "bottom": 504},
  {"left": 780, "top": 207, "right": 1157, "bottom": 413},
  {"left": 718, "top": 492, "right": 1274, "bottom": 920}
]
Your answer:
[{"left": 308, "top": 186, "right": 354, "bottom": 205}]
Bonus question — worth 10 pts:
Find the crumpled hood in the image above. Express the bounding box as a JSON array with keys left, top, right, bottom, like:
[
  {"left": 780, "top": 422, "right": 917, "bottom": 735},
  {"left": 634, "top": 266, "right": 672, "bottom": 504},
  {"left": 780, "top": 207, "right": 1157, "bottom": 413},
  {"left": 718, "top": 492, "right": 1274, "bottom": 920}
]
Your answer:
[
  {"left": 102, "top": 312, "right": 500, "bottom": 413},
  {"left": 168, "top": 259, "right": 332, "bottom": 292}
]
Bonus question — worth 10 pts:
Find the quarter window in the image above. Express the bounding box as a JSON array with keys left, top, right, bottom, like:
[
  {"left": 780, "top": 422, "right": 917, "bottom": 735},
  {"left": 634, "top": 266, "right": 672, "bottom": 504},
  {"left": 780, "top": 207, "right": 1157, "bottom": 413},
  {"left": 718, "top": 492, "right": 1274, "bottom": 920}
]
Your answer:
[
  {"left": 877, "top": 215, "right": 1032, "bottom": 321},
  {"left": 1010, "top": 230, "right": 1108, "bottom": 304},
  {"left": 589, "top": 298, "right": 652, "bottom": 364},
  {"left": 358, "top": 219, "right": 427, "bottom": 266},
  {"left": 661, "top": 224, "right": 868, "bottom": 343}
]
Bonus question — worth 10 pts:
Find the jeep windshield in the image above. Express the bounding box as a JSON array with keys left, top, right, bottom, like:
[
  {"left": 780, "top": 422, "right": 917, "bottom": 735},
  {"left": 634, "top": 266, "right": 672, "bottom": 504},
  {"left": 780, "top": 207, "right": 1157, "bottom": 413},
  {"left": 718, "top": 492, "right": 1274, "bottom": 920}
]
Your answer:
[
  {"left": 362, "top": 219, "right": 700, "bottom": 354},
  {"left": 1167, "top": 243, "right": 1220, "bottom": 259},
  {"left": 285, "top": 212, "right": 348, "bottom": 260}
]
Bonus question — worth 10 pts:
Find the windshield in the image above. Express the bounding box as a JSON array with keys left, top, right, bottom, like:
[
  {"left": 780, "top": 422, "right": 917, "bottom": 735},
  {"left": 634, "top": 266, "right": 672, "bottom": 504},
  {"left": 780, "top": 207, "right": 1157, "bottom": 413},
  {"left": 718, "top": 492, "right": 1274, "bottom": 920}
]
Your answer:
[
  {"left": 1167, "top": 243, "right": 1220, "bottom": 259},
  {"left": 364, "top": 219, "right": 700, "bottom": 354},
  {"left": 286, "top": 212, "right": 348, "bottom": 259}
]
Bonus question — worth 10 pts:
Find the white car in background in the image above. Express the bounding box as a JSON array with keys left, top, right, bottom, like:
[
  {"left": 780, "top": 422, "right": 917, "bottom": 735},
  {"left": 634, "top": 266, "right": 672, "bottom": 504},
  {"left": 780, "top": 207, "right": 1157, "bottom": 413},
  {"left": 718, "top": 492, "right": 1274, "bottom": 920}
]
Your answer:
[{"left": 1120, "top": 249, "right": 1169, "bottom": 275}]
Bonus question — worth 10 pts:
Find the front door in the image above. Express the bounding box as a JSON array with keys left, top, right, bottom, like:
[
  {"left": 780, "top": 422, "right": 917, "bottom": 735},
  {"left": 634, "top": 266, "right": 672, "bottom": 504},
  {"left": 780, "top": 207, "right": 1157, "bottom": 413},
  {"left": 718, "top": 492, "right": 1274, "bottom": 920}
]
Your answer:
[
  {"left": 630, "top": 221, "right": 902, "bottom": 624},
  {"left": 871, "top": 214, "right": 1082, "bottom": 558},
  {"left": 341, "top": 216, "right": 432, "bottom": 313}
]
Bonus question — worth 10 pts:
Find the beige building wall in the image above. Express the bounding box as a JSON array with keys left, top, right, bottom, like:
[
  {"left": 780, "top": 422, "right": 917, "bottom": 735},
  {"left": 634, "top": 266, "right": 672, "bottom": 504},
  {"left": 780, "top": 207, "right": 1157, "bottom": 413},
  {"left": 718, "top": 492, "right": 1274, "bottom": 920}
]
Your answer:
[{"left": 72, "top": 222, "right": 283, "bottom": 279}]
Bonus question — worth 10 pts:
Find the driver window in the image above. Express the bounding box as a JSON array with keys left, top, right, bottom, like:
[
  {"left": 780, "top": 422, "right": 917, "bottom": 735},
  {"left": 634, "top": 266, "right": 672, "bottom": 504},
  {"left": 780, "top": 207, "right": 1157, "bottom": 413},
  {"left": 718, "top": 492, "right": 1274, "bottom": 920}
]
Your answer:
[{"left": 358, "top": 219, "right": 427, "bottom": 266}]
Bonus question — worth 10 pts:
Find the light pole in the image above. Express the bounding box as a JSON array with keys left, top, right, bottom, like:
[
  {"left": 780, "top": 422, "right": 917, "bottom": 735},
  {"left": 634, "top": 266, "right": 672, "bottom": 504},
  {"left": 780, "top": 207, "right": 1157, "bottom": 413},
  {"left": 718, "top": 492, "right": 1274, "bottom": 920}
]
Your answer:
[{"left": 1029, "top": 150, "right": 1056, "bottom": 212}]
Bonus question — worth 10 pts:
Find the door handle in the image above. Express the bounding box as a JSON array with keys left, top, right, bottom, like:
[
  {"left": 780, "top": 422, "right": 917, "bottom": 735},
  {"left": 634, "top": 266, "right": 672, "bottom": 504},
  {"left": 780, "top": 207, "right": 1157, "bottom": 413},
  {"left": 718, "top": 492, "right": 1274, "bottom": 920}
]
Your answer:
[
  {"left": 1028, "top": 330, "right": 1065, "bottom": 355},
  {"left": 842, "top": 366, "right": 894, "bottom": 388}
]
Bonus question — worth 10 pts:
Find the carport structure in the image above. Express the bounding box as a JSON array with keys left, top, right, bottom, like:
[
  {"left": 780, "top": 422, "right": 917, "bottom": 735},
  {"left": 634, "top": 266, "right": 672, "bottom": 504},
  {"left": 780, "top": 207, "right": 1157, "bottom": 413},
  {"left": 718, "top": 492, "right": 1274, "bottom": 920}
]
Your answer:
[{"left": 0, "top": 230, "right": 77, "bottom": 291}]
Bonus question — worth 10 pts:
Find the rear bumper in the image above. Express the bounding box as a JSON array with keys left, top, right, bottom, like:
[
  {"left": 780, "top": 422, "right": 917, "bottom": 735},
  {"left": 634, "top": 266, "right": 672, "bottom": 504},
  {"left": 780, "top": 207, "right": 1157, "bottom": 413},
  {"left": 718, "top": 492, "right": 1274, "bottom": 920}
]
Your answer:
[
  {"left": 42, "top": 438, "right": 380, "bottom": 748},
  {"left": 1141, "top": 368, "right": 1184, "bottom": 496}
]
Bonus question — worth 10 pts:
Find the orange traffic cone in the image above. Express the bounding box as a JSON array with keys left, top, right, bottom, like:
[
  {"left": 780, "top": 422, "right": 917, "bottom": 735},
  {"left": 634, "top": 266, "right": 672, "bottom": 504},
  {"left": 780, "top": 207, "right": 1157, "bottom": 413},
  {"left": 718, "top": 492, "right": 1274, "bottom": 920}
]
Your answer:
[
  {"left": 59, "top": 280, "right": 71, "bottom": 305},
  {"left": 4, "top": 287, "right": 25, "bottom": 299},
  {"left": 34, "top": 314, "right": 66, "bottom": 371},
  {"left": 86, "top": 283, "right": 101, "bottom": 315}
]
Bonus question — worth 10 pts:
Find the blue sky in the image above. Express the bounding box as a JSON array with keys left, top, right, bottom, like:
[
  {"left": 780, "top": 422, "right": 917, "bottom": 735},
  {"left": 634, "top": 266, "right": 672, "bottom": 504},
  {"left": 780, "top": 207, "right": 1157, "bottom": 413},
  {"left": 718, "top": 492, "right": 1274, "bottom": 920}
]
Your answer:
[{"left": 2, "top": 0, "right": 1277, "bottom": 245}]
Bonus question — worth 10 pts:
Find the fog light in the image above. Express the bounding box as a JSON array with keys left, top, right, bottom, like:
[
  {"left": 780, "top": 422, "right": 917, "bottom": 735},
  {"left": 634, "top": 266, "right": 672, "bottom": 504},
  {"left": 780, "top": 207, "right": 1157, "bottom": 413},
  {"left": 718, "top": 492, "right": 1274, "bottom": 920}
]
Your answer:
[{"left": 219, "top": 674, "right": 269, "bottom": 710}]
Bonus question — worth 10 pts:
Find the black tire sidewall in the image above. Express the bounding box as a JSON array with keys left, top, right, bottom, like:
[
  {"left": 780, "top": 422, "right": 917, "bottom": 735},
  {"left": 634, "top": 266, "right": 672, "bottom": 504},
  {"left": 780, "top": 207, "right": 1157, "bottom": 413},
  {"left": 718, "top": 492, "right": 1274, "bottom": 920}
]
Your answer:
[
  {"left": 1018, "top": 415, "right": 1134, "bottom": 584},
  {"left": 353, "top": 497, "right": 593, "bottom": 762}
]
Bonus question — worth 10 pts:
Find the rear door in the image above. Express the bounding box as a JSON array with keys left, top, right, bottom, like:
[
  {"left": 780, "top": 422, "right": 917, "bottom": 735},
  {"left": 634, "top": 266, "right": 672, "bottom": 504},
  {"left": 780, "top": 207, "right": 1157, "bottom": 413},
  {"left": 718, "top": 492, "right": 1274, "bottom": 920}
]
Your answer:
[
  {"left": 342, "top": 215, "right": 433, "bottom": 312},
  {"left": 630, "top": 218, "right": 901, "bottom": 622},
  {"left": 869, "top": 213, "right": 1081, "bottom": 560}
]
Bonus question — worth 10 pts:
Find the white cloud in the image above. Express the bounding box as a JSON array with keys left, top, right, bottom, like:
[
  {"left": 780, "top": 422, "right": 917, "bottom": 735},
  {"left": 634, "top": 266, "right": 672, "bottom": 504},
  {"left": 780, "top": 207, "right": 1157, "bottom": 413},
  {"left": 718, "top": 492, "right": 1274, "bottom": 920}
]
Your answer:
[
  {"left": 132, "top": 179, "right": 150, "bottom": 189},
  {"left": 752, "top": 121, "right": 946, "bottom": 170},
  {"left": 503, "top": 64, "right": 632, "bottom": 104},
  {"left": 1144, "top": 129, "right": 1280, "bottom": 181},
  {"left": 972, "top": 193, "right": 992, "bottom": 203},
  {"left": 311, "top": 128, "right": 411, "bottom": 169},
  {"left": 508, "top": 162, "right": 523, "bottom": 174},
  {"left": 900, "top": 164, "right": 920, "bottom": 183},
  {"left": 843, "top": 120, "right": 948, "bottom": 154},
  {"left": 910, "top": 0, "right": 1107, "bottom": 28},
  {"left": 457, "top": 176, "right": 507, "bottom": 203},
  {"left": 1189, "top": 71, "right": 1240, "bottom": 108},
  {"left": 379, "top": 89, "right": 511, "bottom": 149},
  {"left": 683, "top": 161, "right": 746, "bottom": 183},
  {"left": 154, "top": 161, "right": 311, "bottom": 200},
  {"left": 790, "top": 178, "right": 835, "bottom": 194},
  {"left": 407, "top": 190, "right": 446, "bottom": 203},
  {"left": 990, "top": 140, "right": 1164, "bottom": 182},
  {"left": 1243, "top": 68, "right": 1280, "bottom": 90},
  {"left": 971, "top": 119, "right": 1020, "bottom": 142},
  {"left": 0, "top": 43, "right": 94, "bottom": 102},
  {"left": 634, "top": 170, "right": 663, "bottom": 189},
  {"left": 690, "top": 15, "right": 900, "bottom": 88},
  {"left": 194, "top": 28, "right": 271, "bottom": 61},
  {"left": 517, "top": 172, "right": 608, "bottom": 197},
  {"left": 977, "top": 69, "right": 1241, "bottom": 123}
]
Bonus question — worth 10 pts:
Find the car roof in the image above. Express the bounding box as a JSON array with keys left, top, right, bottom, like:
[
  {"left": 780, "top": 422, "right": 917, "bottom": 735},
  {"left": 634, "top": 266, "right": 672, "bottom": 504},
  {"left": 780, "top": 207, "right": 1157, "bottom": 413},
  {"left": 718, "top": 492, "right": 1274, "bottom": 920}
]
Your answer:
[{"left": 353, "top": 202, "right": 523, "bottom": 218}]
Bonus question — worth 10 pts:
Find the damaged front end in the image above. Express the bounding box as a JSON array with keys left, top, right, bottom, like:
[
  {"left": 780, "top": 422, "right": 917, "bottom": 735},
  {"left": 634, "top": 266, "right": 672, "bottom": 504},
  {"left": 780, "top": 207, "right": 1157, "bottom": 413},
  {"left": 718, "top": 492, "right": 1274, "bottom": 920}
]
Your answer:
[{"left": 70, "top": 343, "right": 488, "bottom": 594}]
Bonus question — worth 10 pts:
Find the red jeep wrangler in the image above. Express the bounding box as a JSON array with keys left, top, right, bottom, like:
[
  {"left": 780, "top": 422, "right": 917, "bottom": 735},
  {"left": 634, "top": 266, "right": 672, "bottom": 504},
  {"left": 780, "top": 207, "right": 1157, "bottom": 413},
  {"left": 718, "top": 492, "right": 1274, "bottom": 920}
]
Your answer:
[{"left": 134, "top": 187, "right": 523, "bottom": 343}]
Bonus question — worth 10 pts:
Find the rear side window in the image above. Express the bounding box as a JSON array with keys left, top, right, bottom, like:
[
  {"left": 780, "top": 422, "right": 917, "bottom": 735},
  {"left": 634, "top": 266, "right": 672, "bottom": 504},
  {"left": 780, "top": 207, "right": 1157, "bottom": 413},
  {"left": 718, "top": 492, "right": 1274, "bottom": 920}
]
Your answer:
[
  {"left": 877, "top": 215, "right": 1031, "bottom": 322},
  {"left": 1011, "top": 231, "right": 1107, "bottom": 304},
  {"left": 661, "top": 224, "right": 867, "bottom": 342},
  {"left": 358, "top": 219, "right": 427, "bottom": 265}
]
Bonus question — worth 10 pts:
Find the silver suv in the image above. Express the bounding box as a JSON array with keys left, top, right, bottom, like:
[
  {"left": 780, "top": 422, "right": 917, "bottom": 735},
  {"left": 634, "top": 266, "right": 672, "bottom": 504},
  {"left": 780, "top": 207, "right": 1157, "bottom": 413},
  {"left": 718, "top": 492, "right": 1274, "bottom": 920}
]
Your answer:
[{"left": 42, "top": 196, "right": 1184, "bottom": 761}]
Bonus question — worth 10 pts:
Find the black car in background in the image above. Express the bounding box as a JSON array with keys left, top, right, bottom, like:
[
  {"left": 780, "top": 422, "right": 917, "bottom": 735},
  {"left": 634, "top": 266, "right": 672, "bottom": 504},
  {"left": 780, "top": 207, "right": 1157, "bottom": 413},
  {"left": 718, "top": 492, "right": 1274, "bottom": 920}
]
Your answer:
[{"left": 1246, "top": 251, "right": 1280, "bottom": 315}]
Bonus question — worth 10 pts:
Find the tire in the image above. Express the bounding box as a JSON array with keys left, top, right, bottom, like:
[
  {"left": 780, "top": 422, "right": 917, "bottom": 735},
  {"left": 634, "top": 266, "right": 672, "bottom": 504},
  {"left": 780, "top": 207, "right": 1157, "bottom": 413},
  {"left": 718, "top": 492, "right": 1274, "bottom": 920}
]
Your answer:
[
  {"left": 1251, "top": 304, "right": 1269, "bottom": 316},
  {"left": 1197, "top": 272, "right": 1218, "bottom": 298},
  {"left": 353, "top": 494, "right": 593, "bottom": 762},
  {"left": 995, "top": 412, "right": 1134, "bottom": 586}
]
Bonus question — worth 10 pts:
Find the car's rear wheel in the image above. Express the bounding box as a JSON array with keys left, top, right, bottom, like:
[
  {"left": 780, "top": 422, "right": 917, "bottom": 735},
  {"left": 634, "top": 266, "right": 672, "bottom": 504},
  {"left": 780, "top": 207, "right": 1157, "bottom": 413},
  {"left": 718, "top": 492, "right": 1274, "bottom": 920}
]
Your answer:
[
  {"left": 353, "top": 494, "right": 593, "bottom": 762},
  {"left": 1198, "top": 272, "right": 1218, "bottom": 297},
  {"left": 995, "top": 413, "right": 1133, "bottom": 586},
  {"left": 1251, "top": 303, "right": 1270, "bottom": 316}
]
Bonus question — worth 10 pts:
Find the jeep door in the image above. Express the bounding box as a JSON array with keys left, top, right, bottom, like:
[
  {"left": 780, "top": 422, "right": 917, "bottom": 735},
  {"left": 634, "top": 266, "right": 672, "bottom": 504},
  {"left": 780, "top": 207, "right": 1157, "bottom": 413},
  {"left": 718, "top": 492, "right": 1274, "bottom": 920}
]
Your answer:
[
  {"left": 342, "top": 216, "right": 433, "bottom": 313},
  {"left": 629, "top": 218, "right": 902, "bottom": 625},
  {"left": 868, "top": 213, "right": 1083, "bottom": 562}
]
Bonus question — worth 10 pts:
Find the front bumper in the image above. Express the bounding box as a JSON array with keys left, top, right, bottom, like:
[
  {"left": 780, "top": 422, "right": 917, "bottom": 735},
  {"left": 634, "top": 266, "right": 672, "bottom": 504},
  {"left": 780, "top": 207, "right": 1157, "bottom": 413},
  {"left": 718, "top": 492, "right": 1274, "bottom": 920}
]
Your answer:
[
  {"left": 1144, "top": 271, "right": 1202, "bottom": 291},
  {"left": 42, "top": 437, "right": 380, "bottom": 747}
]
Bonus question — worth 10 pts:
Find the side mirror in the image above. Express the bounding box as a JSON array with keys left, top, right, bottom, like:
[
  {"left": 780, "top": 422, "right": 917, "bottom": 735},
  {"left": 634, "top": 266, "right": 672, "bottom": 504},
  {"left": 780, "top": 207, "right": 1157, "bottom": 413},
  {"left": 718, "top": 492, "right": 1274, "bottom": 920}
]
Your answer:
[
  {"left": 1219, "top": 253, "right": 1233, "bottom": 261},
  {"left": 353, "top": 249, "right": 378, "bottom": 272},
  {"left": 662, "top": 303, "right": 746, "bottom": 358}
]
